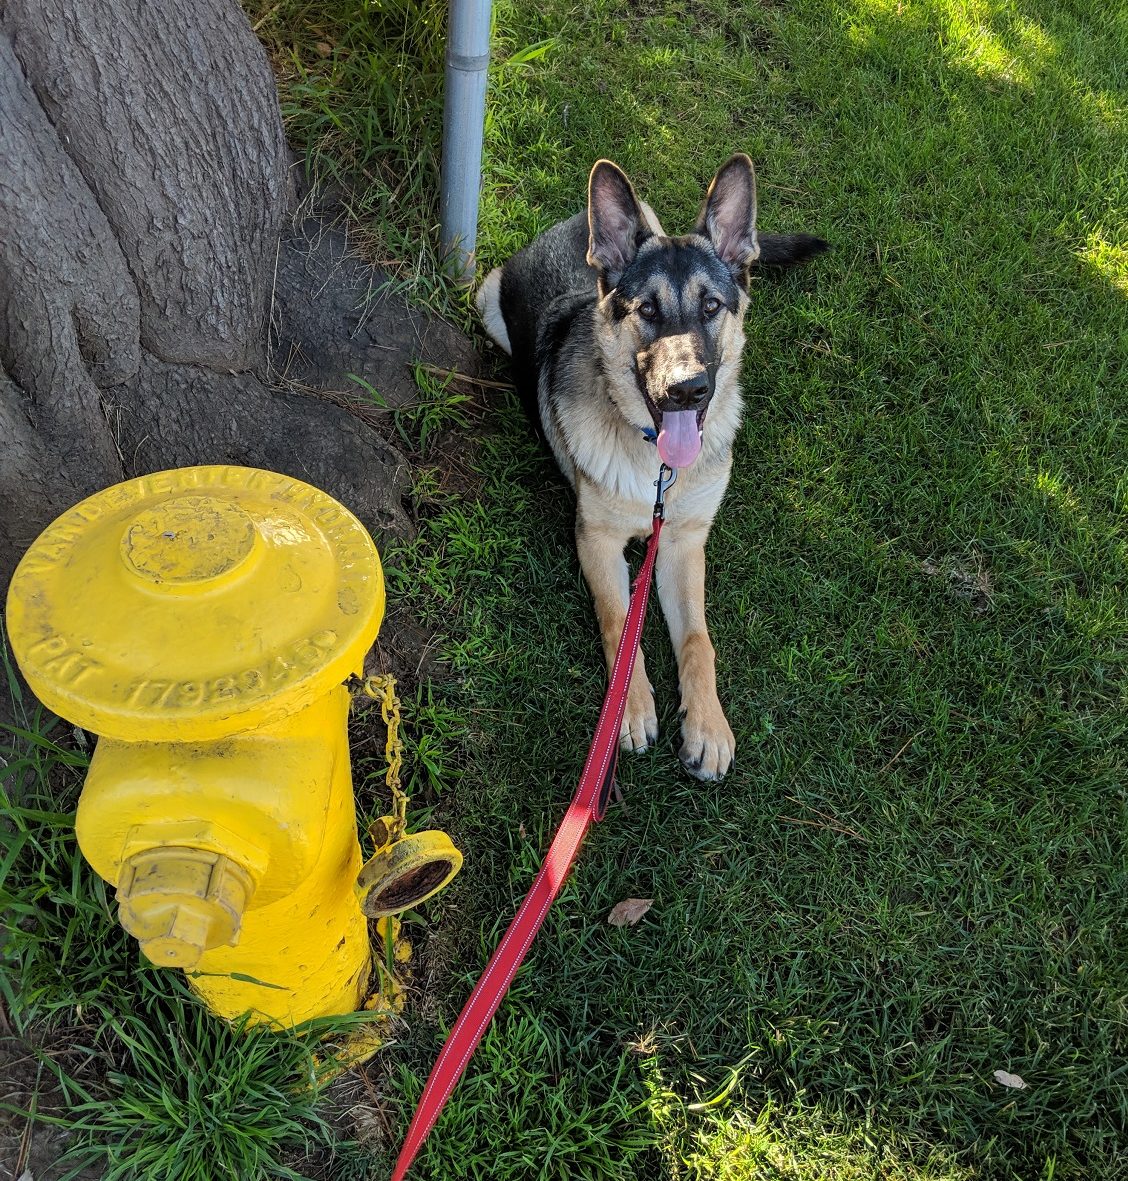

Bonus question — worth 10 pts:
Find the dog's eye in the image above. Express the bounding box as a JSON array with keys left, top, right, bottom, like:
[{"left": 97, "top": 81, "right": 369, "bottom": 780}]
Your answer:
[
  {"left": 638, "top": 300, "right": 659, "bottom": 322},
  {"left": 702, "top": 296, "right": 723, "bottom": 318}
]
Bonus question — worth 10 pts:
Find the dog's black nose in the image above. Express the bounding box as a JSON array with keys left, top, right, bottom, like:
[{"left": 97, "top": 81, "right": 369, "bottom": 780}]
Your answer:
[{"left": 667, "top": 373, "right": 710, "bottom": 409}]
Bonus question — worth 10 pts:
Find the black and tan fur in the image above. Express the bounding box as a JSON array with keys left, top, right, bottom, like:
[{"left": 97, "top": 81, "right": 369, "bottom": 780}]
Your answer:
[{"left": 476, "top": 155, "right": 826, "bottom": 780}]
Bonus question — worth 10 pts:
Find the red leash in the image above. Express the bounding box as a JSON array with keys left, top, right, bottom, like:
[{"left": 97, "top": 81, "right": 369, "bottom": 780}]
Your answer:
[{"left": 389, "top": 465, "right": 676, "bottom": 1181}]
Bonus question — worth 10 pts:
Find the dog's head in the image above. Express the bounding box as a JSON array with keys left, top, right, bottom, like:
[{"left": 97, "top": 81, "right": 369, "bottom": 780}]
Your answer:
[{"left": 586, "top": 154, "right": 760, "bottom": 469}]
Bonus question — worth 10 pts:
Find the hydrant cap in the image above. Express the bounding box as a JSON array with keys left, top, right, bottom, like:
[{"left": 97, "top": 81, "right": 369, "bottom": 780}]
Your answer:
[
  {"left": 6, "top": 466, "right": 385, "bottom": 741},
  {"left": 117, "top": 846, "right": 254, "bottom": 969}
]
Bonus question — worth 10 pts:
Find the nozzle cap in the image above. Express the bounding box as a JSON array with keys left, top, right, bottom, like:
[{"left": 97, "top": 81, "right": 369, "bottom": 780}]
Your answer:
[{"left": 117, "top": 847, "right": 253, "bottom": 969}]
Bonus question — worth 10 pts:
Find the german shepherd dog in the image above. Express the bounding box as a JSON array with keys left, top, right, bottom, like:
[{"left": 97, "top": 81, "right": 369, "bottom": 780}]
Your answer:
[{"left": 476, "top": 155, "right": 826, "bottom": 780}]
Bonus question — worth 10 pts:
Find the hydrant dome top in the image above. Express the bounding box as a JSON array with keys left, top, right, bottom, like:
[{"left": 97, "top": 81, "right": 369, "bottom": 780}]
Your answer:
[
  {"left": 122, "top": 496, "right": 259, "bottom": 585},
  {"left": 7, "top": 466, "right": 385, "bottom": 741}
]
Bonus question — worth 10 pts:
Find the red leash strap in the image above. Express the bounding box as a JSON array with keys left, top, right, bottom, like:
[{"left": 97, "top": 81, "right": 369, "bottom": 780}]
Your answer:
[{"left": 389, "top": 472, "right": 673, "bottom": 1181}]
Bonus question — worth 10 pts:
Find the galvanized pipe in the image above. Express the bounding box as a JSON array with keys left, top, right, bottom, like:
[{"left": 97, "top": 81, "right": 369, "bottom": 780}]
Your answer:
[{"left": 439, "top": 0, "right": 492, "bottom": 282}]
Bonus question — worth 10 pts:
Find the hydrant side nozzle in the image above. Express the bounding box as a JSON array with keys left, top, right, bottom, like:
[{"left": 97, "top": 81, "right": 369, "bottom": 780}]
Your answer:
[{"left": 117, "top": 847, "right": 253, "bottom": 969}]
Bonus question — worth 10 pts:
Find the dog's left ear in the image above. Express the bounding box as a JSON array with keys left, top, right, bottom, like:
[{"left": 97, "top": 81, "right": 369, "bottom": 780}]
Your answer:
[
  {"left": 697, "top": 154, "right": 759, "bottom": 281},
  {"left": 587, "top": 160, "right": 648, "bottom": 293}
]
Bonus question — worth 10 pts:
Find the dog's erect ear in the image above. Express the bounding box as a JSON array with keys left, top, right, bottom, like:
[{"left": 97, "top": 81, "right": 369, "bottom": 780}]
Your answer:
[
  {"left": 697, "top": 153, "right": 759, "bottom": 279},
  {"left": 587, "top": 160, "right": 648, "bottom": 291}
]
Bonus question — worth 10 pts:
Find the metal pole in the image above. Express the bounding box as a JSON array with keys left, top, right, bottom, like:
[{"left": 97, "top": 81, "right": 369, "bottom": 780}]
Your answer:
[{"left": 439, "top": 0, "right": 492, "bottom": 283}]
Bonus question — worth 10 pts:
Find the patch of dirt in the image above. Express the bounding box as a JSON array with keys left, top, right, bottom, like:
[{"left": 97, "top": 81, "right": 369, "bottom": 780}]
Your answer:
[
  {"left": 277, "top": 1068, "right": 400, "bottom": 1179},
  {"left": 324, "top": 1068, "right": 400, "bottom": 1158},
  {"left": 0, "top": 1016, "right": 105, "bottom": 1181},
  {"left": 921, "top": 547, "right": 995, "bottom": 615},
  {"left": 363, "top": 604, "right": 442, "bottom": 702}
]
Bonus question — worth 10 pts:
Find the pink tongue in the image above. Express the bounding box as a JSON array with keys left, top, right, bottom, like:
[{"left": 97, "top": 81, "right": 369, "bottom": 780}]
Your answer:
[{"left": 656, "top": 410, "right": 702, "bottom": 468}]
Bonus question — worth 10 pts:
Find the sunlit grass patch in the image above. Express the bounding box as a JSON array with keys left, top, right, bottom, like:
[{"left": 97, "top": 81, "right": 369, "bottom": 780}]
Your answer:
[{"left": 1079, "top": 231, "right": 1128, "bottom": 297}]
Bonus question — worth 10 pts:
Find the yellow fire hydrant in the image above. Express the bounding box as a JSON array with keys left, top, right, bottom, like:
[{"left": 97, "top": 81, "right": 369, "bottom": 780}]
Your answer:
[{"left": 7, "top": 466, "right": 461, "bottom": 1027}]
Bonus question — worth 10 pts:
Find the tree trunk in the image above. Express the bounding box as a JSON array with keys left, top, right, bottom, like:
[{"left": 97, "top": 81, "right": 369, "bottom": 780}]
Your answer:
[{"left": 0, "top": 0, "right": 479, "bottom": 588}]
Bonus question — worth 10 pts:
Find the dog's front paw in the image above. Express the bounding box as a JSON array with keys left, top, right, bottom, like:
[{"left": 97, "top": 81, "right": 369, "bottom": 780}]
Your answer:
[
  {"left": 620, "top": 680, "right": 659, "bottom": 753},
  {"left": 679, "top": 703, "right": 735, "bottom": 780}
]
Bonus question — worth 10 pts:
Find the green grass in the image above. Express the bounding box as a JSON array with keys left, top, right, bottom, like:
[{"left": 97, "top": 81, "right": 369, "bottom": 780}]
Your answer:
[
  {"left": 375, "top": 0, "right": 1128, "bottom": 1176},
  {"left": 246, "top": 0, "right": 454, "bottom": 302},
  {"left": 31, "top": 1003, "right": 351, "bottom": 1181},
  {"left": 5, "top": 0, "right": 1128, "bottom": 1177}
]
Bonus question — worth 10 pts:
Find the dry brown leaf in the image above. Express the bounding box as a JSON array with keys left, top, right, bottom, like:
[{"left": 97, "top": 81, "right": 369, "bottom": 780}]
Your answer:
[
  {"left": 607, "top": 898, "right": 654, "bottom": 927},
  {"left": 993, "top": 1069, "right": 1027, "bottom": 1090}
]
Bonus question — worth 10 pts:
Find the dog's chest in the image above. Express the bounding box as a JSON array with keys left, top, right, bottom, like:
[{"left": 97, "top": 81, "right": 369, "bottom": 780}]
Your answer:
[
  {"left": 568, "top": 436, "right": 732, "bottom": 539},
  {"left": 565, "top": 416, "right": 663, "bottom": 503}
]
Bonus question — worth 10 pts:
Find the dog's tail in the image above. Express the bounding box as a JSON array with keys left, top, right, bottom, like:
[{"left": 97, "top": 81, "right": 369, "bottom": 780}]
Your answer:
[
  {"left": 756, "top": 233, "right": 830, "bottom": 266},
  {"left": 475, "top": 267, "right": 513, "bottom": 354}
]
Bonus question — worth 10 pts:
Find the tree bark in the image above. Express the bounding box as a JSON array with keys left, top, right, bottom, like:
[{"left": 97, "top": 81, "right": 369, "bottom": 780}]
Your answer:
[
  {"left": 0, "top": 0, "right": 480, "bottom": 588},
  {"left": 5, "top": 0, "right": 290, "bottom": 371},
  {"left": 0, "top": 29, "right": 133, "bottom": 537}
]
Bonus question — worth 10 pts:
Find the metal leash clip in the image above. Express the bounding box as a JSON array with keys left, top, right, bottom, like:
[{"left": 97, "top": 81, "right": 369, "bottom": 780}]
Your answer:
[{"left": 653, "top": 463, "right": 677, "bottom": 519}]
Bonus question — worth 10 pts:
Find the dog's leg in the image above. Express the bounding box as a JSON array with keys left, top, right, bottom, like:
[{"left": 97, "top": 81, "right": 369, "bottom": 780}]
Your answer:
[
  {"left": 575, "top": 515, "right": 658, "bottom": 752},
  {"left": 655, "top": 526, "right": 735, "bottom": 780}
]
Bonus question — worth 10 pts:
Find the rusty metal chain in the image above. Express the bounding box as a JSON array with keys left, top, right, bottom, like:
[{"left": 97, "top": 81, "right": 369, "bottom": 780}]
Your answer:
[{"left": 358, "top": 673, "right": 407, "bottom": 842}]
